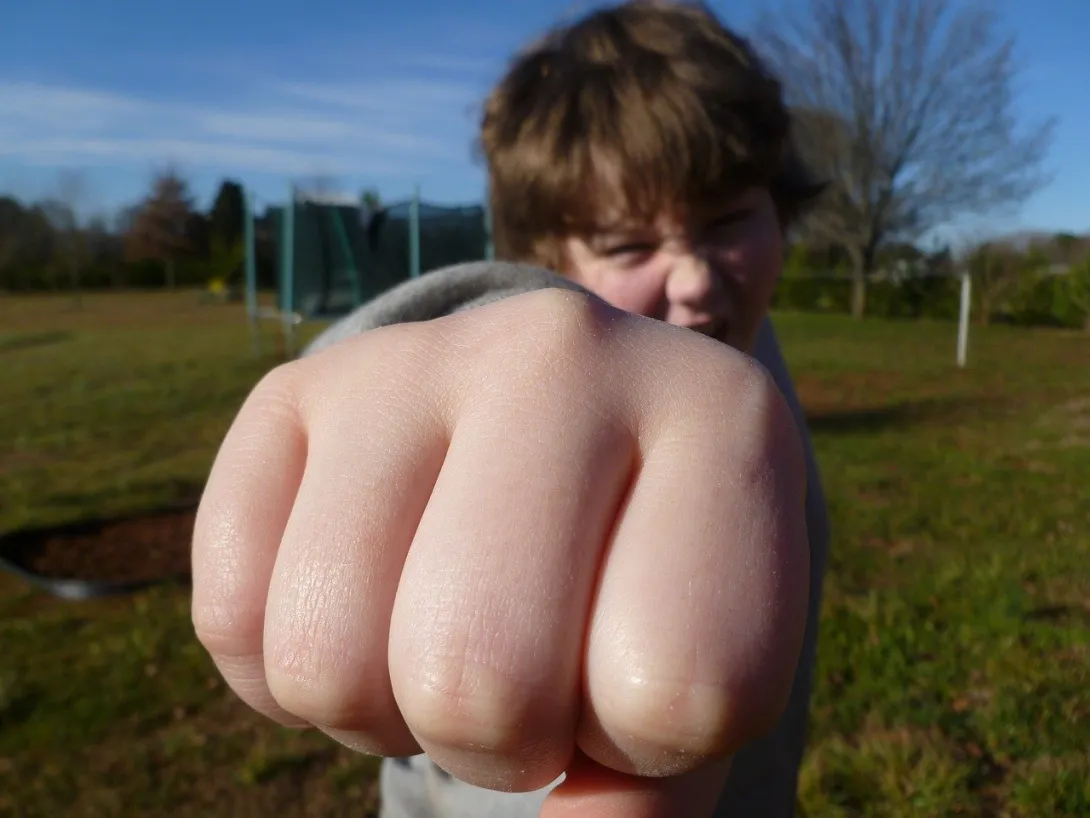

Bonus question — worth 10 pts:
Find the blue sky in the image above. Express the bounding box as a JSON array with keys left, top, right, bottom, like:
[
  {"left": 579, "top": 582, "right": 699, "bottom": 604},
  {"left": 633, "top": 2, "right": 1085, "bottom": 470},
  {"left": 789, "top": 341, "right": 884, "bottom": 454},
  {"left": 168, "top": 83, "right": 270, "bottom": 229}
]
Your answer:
[{"left": 2, "top": 0, "right": 1087, "bottom": 239}]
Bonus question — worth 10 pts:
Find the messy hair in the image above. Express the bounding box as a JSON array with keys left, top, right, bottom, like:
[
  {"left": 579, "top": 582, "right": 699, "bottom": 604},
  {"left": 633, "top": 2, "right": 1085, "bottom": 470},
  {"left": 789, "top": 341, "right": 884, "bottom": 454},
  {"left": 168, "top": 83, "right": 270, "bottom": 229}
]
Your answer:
[{"left": 478, "top": 0, "right": 823, "bottom": 271}]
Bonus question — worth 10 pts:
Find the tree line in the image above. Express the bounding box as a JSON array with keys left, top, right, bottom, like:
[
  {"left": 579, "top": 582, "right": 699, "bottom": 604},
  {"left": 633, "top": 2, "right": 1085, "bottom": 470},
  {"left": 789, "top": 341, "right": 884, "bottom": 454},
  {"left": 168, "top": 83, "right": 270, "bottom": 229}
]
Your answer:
[
  {"left": 773, "top": 231, "right": 1090, "bottom": 331},
  {"left": 0, "top": 172, "right": 259, "bottom": 295},
  {"left": 2, "top": 165, "right": 1085, "bottom": 330},
  {"left": 0, "top": 172, "right": 390, "bottom": 299}
]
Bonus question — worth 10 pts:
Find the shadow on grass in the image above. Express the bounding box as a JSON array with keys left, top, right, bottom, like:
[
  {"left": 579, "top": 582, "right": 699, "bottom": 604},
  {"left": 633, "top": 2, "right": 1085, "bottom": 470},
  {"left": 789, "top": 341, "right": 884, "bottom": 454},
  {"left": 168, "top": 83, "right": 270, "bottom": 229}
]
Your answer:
[
  {"left": 0, "top": 330, "right": 74, "bottom": 354},
  {"left": 806, "top": 397, "right": 992, "bottom": 435},
  {"left": 1024, "top": 604, "right": 1090, "bottom": 625},
  {"left": 0, "top": 677, "right": 40, "bottom": 730}
]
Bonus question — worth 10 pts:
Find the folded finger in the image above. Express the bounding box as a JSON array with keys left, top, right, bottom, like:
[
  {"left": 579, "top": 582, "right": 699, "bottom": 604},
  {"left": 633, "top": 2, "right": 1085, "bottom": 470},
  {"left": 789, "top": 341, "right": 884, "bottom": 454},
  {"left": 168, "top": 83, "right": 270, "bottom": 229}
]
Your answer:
[
  {"left": 191, "top": 366, "right": 309, "bottom": 727},
  {"left": 262, "top": 343, "right": 449, "bottom": 757},
  {"left": 579, "top": 343, "right": 811, "bottom": 776}
]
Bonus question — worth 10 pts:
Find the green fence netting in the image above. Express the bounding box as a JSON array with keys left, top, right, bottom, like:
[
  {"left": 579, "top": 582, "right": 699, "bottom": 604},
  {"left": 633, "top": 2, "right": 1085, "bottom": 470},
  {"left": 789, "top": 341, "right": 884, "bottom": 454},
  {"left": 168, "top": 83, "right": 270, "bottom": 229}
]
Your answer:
[{"left": 269, "top": 198, "right": 488, "bottom": 319}]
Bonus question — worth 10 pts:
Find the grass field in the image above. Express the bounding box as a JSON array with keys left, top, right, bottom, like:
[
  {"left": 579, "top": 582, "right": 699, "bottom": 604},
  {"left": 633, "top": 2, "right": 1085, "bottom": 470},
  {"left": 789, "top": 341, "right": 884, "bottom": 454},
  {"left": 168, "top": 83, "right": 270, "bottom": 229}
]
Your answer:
[{"left": 1, "top": 290, "right": 1087, "bottom": 817}]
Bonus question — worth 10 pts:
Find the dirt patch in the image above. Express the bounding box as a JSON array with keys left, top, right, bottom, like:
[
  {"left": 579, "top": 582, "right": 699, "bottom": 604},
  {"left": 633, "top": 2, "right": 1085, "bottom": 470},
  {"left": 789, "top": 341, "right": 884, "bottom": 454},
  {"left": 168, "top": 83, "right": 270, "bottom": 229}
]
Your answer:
[
  {"left": 1036, "top": 396, "right": 1090, "bottom": 428},
  {"left": 1029, "top": 394, "right": 1090, "bottom": 450},
  {"left": 794, "top": 371, "right": 910, "bottom": 414},
  {"left": 0, "top": 507, "right": 195, "bottom": 585}
]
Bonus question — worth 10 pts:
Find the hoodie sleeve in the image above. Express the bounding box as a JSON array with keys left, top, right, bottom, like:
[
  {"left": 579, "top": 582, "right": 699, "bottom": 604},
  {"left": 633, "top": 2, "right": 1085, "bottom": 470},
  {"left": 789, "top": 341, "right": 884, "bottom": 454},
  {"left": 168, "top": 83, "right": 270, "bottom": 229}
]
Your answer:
[{"left": 302, "top": 261, "right": 589, "bottom": 357}]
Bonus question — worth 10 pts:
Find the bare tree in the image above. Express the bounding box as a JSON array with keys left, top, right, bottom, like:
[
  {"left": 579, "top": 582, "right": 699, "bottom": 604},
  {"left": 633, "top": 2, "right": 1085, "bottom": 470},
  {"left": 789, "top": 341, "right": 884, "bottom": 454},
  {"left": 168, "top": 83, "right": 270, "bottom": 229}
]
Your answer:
[
  {"left": 963, "top": 238, "right": 1022, "bottom": 326},
  {"left": 756, "top": 0, "right": 1055, "bottom": 318},
  {"left": 1049, "top": 232, "right": 1090, "bottom": 268},
  {"left": 125, "top": 168, "right": 195, "bottom": 289}
]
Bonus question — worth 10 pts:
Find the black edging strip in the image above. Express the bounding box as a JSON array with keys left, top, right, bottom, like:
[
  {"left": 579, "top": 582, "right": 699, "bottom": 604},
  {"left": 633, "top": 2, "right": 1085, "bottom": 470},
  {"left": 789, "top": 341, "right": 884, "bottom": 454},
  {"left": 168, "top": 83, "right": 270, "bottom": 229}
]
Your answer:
[
  {"left": 0, "top": 503, "right": 197, "bottom": 600},
  {"left": 0, "top": 552, "right": 190, "bottom": 600}
]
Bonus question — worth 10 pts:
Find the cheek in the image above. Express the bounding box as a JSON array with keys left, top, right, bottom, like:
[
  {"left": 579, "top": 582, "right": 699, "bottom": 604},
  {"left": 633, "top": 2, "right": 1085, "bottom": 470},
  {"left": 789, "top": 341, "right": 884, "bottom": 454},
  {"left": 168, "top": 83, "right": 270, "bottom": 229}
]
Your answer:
[
  {"left": 594, "top": 266, "right": 668, "bottom": 317},
  {"left": 711, "top": 223, "right": 782, "bottom": 306}
]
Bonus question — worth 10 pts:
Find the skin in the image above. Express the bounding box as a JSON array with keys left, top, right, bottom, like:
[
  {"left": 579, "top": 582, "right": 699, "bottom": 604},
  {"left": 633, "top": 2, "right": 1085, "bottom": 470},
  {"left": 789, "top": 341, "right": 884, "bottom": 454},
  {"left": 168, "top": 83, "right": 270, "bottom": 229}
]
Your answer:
[{"left": 191, "top": 186, "right": 808, "bottom": 818}]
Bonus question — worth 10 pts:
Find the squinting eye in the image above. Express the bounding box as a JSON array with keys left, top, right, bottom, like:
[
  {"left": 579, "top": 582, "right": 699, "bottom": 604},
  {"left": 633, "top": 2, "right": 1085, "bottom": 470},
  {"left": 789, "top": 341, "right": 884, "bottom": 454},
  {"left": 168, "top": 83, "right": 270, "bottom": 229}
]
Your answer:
[
  {"left": 606, "top": 243, "right": 656, "bottom": 259},
  {"left": 707, "top": 209, "right": 755, "bottom": 231}
]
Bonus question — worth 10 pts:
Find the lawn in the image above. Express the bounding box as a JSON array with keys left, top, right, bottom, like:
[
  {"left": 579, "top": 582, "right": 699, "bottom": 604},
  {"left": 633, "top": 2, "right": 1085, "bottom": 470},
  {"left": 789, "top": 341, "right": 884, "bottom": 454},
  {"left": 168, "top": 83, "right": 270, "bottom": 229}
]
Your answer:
[{"left": 1, "top": 290, "right": 1087, "bottom": 817}]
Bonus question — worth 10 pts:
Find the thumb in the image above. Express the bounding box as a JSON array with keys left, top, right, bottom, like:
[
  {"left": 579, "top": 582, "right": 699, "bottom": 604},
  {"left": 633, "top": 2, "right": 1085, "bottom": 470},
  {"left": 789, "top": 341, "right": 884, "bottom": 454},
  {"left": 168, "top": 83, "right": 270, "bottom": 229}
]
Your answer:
[{"left": 540, "top": 751, "right": 732, "bottom": 818}]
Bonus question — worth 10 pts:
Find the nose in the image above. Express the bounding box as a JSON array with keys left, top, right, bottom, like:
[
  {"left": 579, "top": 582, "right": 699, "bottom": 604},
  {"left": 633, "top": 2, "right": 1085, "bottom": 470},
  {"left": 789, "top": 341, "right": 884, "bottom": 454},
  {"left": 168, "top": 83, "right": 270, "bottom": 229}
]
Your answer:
[{"left": 664, "top": 251, "right": 718, "bottom": 311}]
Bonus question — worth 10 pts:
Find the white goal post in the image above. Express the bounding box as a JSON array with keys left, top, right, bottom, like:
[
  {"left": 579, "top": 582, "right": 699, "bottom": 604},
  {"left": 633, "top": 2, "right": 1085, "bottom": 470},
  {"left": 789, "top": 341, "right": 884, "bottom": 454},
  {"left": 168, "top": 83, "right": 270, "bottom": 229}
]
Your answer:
[
  {"left": 957, "top": 272, "right": 972, "bottom": 368},
  {"left": 779, "top": 268, "right": 974, "bottom": 367}
]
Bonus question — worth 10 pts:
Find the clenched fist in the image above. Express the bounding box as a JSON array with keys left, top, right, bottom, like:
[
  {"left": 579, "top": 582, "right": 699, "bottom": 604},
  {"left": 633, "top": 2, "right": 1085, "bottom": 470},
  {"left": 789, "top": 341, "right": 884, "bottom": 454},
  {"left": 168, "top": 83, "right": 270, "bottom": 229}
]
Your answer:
[{"left": 192, "top": 288, "right": 810, "bottom": 818}]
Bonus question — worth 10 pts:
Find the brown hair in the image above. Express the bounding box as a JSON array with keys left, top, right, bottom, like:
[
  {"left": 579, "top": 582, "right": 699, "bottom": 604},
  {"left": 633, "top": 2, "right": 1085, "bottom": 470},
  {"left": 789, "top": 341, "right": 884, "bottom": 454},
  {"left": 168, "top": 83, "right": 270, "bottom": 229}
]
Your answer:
[{"left": 478, "top": 0, "right": 823, "bottom": 271}]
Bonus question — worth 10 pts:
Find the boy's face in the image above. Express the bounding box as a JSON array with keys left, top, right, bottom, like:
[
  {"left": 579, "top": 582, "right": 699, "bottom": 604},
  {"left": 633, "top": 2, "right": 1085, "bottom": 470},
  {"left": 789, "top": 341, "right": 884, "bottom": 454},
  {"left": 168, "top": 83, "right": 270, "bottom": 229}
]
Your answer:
[{"left": 562, "top": 187, "right": 782, "bottom": 353}]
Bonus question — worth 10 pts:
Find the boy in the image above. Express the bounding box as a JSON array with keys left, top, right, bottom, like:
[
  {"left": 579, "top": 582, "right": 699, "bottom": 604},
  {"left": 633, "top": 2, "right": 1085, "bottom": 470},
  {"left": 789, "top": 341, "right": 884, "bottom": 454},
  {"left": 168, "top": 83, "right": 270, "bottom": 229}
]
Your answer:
[{"left": 192, "top": 2, "right": 829, "bottom": 817}]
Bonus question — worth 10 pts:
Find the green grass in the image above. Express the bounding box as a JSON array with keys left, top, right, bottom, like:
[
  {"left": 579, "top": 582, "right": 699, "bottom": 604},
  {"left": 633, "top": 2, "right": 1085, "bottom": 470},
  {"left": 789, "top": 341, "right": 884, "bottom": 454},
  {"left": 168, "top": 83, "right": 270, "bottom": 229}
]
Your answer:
[{"left": 1, "top": 292, "right": 1087, "bottom": 817}]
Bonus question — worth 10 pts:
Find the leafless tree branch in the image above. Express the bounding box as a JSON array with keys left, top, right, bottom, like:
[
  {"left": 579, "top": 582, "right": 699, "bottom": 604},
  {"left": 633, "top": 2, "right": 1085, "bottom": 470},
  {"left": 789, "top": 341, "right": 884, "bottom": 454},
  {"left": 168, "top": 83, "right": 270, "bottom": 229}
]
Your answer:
[{"left": 755, "top": 0, "right": 1056, "bottom": 317}]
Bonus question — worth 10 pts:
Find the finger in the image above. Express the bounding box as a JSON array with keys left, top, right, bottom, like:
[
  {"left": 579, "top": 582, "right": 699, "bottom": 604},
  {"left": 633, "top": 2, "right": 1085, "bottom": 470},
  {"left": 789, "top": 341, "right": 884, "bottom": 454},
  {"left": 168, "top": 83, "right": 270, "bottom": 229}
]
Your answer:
[
  {"left": 542, "top": 751, "right": 731, "bottom": 818},
  {"left": 191, "top": 365, "right": 310, "bottom": 727},
  {"left": 261, "top": 336, "right": 449, "bottom": 756},
  {"left": 579, "top": 341, "right": 811, "bottom": 777},
  {"left": 387, "top": 309, "right": 635, "bottom": 793}
]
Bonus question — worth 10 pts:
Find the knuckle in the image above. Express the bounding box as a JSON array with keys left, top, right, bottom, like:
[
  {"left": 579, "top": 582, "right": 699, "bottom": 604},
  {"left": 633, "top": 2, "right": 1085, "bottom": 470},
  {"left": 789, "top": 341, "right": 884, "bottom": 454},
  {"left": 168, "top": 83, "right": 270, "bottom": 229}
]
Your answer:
[
  {"left": 738, "top": 361, "right": 791, "bottom": 432},
  {"left": 401, "top": 673, "right": 518, "bottom": 750},
  {"left": 250, "top": 359, "right": 302, "bottom": 410},
  {"left": 708, "top": 356, "right": 804, "bottom": 474},
  {"left": 264, "top": 640, "right": 383, "bottom": 732},
  {"left": 745, "top": 369, "right": 808, "bottom": 501},
  {"left": 529, "top": 285, "right": 608, "bottom": 330},
  {"left": 713, "top": 352, "right": 777, "bottom": 422},
  {"left": 191, "top": 600, "right": 260, "bottom": 660},
  {"left": 365, "top": 316, "right": 443, "bottom": 363},
  {"left": 313, "top": 321, "right": 443, "bottom": 414},
  {"left": 596, "top": 674, "right": 738, "bottom": 761},
  {"left": 533, "top": 288, "right": 616, "bottom": 355},
  {"left": 494, "top": 288, "right": 616, "bottom": 380},
  {"left": 234, "top": 359, "right": 311, "bottom": 434},
  {"left": 397, "top": 654, "right": 567, "bottom": 759}
]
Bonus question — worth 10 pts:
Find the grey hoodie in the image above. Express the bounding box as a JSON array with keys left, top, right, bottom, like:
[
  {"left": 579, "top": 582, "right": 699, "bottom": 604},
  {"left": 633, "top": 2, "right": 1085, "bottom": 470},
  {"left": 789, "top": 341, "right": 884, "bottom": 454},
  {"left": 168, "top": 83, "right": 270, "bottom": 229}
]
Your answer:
[{"left": 305, "top": 261, "right": 829, "bottom": 818}]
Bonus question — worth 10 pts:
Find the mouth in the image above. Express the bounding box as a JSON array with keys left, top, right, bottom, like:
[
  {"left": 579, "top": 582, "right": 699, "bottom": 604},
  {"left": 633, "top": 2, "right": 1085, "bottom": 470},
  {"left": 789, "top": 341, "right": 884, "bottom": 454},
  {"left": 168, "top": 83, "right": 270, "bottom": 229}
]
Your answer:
[{"left": 690, "top": 320, "right": 729, "bottom": 342}]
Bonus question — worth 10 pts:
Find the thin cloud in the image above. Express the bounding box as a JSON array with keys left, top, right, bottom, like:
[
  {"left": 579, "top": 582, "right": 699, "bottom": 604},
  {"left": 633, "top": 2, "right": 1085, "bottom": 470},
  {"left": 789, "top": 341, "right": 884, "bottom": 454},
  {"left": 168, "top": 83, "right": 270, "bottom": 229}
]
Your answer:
[
  {"left": 276, "top": 77, "right": 484, "bottom": 114},
  {"left": 0, "top": 72, "right": 477, "bottom": 176},
  {"left": 194, "top": 111, "right": 453, "bottom": 157},
  {"left": 0, "top": 82, "right": 147, "bottom": 130},
  {"left": 0, "top": 137, "right": 417, "bottom": 177}
]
